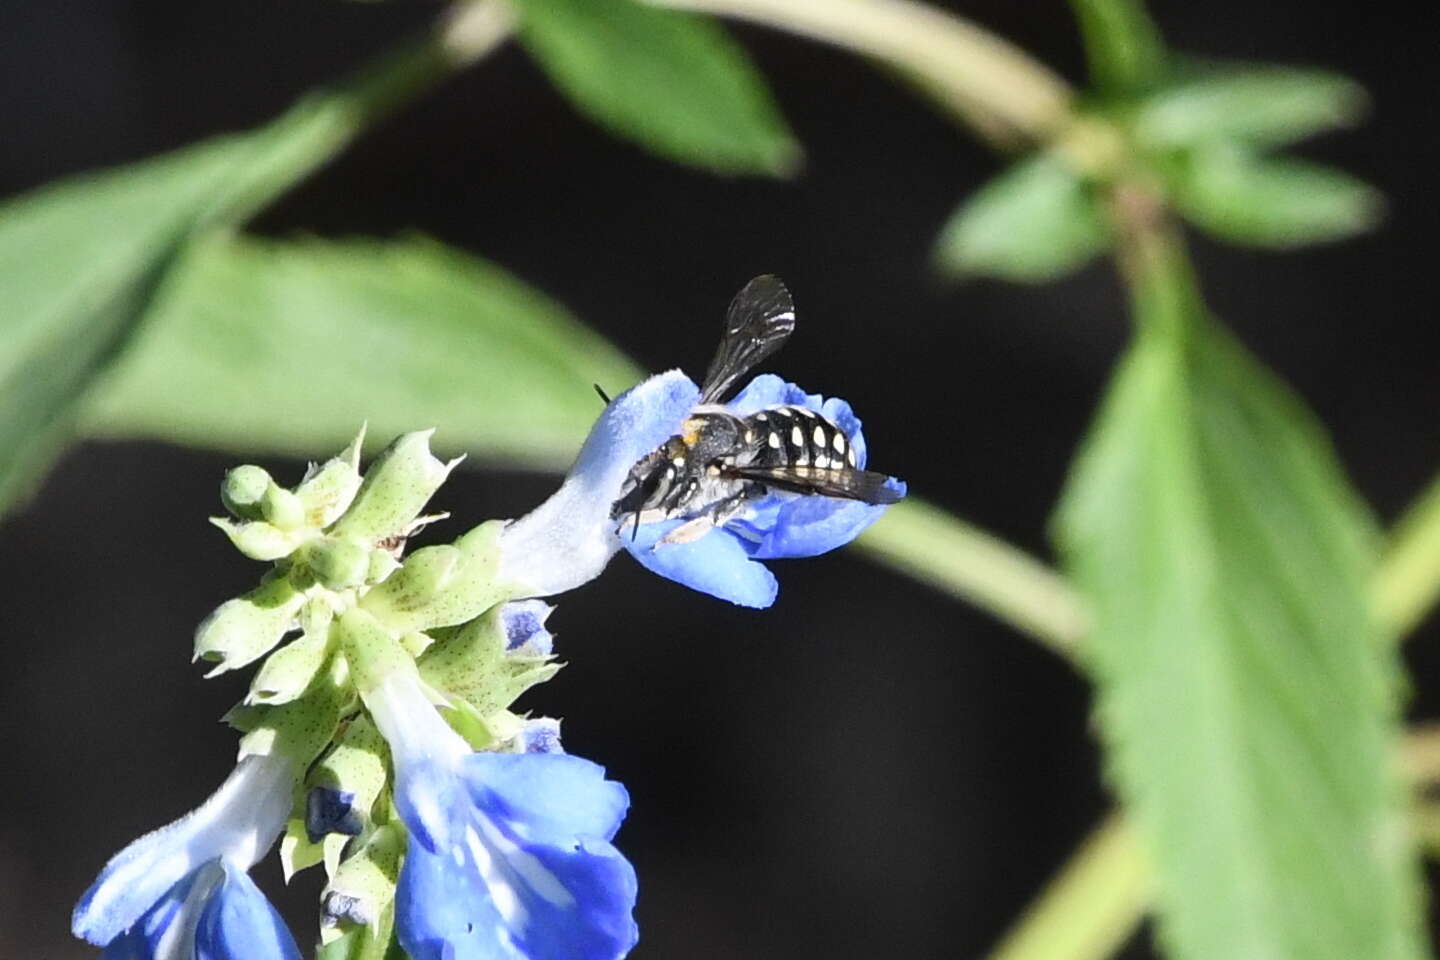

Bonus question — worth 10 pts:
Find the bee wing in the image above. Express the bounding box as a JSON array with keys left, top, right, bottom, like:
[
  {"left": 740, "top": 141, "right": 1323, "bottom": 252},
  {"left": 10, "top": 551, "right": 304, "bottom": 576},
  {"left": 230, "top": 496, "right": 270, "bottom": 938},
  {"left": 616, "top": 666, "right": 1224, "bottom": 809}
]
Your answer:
[
  {"left": 699, "top": 275, "right": 796, "bottom": 404},
  {"left": 727, "top": 464, "right": 904, "bottom": 505}
]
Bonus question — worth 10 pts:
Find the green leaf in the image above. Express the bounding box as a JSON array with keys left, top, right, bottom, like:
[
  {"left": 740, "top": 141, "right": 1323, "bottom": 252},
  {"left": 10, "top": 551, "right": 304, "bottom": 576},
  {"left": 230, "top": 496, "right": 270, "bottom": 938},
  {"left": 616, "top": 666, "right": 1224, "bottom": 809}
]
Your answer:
[
  {"left": 510, "top": 0, "right": 799, "bottom": 176},
  {"left": 1135, "top": 66, "right": 1368, "bottom": 149},
  {"left": 1069, "top": 0, "right": 1167, "bottom": 96},
  {"left": 934, "top": 154, "right": 1110, "bottom": 282},
  {"left": 1170, "top": 145, "right": 1382, "bottom": 248},
  {"left": 80, "top": 235, "right": 643, "bottom": 470},
  {"left": 1054, "top": 308, "right": 1424, "bottom": 959},
  {"left": 0, "top": 94, "right": 358, "bottom": 515}
]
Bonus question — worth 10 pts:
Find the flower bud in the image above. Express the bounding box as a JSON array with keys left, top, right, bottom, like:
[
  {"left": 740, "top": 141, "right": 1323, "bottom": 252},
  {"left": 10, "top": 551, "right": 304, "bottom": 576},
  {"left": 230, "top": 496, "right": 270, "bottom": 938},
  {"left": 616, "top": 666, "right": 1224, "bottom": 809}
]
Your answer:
[
  {"left": 295, "top": 426, "right": 366, "bottom": 529},
  {"left": 220, "top": 465, "right": 272, "bottom": 520},
  {"left": 303, "top": 537, "right": 371, "bottom": 591},
  {"left": 260, "top": 482, "right": 305, "bottom": 531},
  {"left": 360, "top": 521, "right": 509, "bottom": 635},
  {"left": 320, "top": 824, "right": 402, "bottom": 939},
  {"left": 246, "top": 627, "right": 332, "bottom": 706},
  {"left": 518, "top": 716, "right": 563, "bottom": 754},
  {"left": 305, "top": 786, "right": 363, "bottom": 843},
  {"left": 210, "top": 516, "right": 309, "bottom": 561},
  {"left": 194, "top": 576, "right": 305, "bottom": 677},
  {"left": 309, "top": 715, "right": 390, "bottom": 848},
  {"left": 328, "top": 431, "right": 461, "bottom": 545},
  {"left": 500, "top": 599, "right": 555, "bottom": 656}
]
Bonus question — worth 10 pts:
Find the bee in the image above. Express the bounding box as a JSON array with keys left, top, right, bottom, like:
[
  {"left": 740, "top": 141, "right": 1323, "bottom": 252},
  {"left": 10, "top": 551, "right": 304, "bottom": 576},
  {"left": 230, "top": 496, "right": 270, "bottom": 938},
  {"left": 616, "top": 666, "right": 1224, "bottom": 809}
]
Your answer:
[{"left": 612, "top": 275, "right": 902, "bottom": 547}]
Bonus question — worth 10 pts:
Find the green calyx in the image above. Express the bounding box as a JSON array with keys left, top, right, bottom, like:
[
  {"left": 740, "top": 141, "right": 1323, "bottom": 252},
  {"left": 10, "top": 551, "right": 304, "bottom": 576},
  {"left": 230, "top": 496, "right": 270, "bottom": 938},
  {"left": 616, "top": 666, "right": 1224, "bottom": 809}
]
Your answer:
[
  {"left": 419, "top": 604, "right": 562, "bottom": 717},
  {"left": 361, "top": 520, "right": 513, "bottom": 634}
]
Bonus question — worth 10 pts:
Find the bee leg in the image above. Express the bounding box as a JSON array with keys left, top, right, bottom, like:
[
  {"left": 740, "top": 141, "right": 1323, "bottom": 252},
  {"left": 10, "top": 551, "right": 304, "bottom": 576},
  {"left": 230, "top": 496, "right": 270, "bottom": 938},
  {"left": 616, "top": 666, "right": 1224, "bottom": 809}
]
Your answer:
[{"left": 654, "top": 493, "right": 751, "bottom": 548}]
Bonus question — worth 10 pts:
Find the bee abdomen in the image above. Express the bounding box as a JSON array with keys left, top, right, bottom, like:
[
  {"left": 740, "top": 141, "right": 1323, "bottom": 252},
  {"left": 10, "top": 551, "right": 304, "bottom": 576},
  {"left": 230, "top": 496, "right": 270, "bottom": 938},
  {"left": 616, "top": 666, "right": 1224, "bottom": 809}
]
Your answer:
[{"left": 742, "top": 405, "right": 857, "bottom": 469}]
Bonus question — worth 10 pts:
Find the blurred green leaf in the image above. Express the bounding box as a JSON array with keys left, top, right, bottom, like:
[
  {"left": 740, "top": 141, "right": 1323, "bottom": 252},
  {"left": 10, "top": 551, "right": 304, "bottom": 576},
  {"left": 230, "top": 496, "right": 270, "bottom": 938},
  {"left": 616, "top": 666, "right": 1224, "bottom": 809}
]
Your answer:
[
  {"left": 510, "top": 0, "right": 799, "bottom": 176},
  {"left": 1171, "top": 145, "right": 1382, "bottom": 248},
  {"left": 1135, "top": 66, "right": 1368, "bottom": 149},
  {"left": 0, "top": 98, "right": 354, "bottom": 516},
  {"left": 1069, "top": 0, "right": 1167, "bottom": 96},
  {"left": 81, "top": 235, "right": 643, "bottom": 470},
  {"left": 934, "top": 154, "right": 1110, "bottom": 282},
  {"left": 1055, "top": 281, "right": 1423, "bottom": 959}
]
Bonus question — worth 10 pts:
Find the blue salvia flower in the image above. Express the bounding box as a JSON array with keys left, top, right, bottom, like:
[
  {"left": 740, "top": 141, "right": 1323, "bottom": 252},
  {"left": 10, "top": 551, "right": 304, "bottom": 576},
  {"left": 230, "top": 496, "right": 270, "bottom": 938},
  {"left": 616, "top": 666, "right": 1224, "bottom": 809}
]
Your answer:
[
  {"left": 72, "top": 752, "right": 301, "bottom": 960},
  {"left": 622, "top": 374, "right": 905, "bottom": 608},
  {"left": 363, "top": 668, "right": 638, "bottom": 960},
  {"left": 499, "top": 369, "right": 903, "bottom": 609}
]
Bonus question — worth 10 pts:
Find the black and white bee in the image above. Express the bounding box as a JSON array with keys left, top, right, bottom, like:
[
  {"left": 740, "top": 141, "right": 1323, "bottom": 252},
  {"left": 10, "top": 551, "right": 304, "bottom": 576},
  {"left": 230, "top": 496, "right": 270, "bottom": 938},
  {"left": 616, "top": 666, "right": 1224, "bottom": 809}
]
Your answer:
[{"left": 611, "top": 275, "right": 902, "bottom": 547}]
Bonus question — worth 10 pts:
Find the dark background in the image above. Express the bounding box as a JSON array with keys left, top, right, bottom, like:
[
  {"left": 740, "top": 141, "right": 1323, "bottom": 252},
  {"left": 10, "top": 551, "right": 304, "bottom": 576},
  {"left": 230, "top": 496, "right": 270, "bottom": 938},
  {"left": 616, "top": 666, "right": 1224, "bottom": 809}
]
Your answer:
[{"left": 1, "top": 1, "right": 1436, "bottom": 957}]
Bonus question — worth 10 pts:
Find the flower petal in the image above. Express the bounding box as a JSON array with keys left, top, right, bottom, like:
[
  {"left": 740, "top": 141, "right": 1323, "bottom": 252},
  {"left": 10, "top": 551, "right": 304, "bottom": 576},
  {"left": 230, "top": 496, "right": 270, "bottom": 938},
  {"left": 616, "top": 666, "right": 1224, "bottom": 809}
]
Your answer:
[
  {"left": 195, "top": 863, "right": 302, "bottom": 960},
  {"left": 499, "top": 371, "right": 700, "bottom": 598},
  {"left": 740, "top": 478, "right": 906, "bottom": 559},
  {"left": 623, "top": 519, "right": 778, "bottom": 608},
  {"left": 395, "top": 754, "right": 638, "bottom": 960},
  {"left": 462, "top": 753, "right": 628, "bottom": 845},
  {"left": 74, "top": 754, "right": 294, "bottom": 946}
]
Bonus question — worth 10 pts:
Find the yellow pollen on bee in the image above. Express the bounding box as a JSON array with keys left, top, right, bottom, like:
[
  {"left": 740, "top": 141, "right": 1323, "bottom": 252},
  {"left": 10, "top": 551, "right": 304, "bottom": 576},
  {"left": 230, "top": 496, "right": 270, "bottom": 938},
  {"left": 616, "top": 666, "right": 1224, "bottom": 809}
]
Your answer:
[
  {"left": 768, "top": 432, "right": 782, "bottom": 449},
  {"left": 812, "top": 425, "right": 826, "bottom": 446},
  {"left": 833, "top": 434, "right": 846, "bottom": 454},
  {"left": 790, "top": 426, "right": 804, "bottom": 447}
]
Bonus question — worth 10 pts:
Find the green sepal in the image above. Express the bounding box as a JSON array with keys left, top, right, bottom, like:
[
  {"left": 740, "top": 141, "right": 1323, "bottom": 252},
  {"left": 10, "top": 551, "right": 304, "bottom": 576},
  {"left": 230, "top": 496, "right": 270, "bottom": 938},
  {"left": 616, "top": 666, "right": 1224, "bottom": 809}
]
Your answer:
[
  {"left": 247, "top": 622, "right": 335, "bottom": 706},
  {"left": 360, "top": 521, "right": 511, "bottom": 634},
  {"left": 297, "top": 425, "right": 366, "bottom": 529},
  {"left": 336, "top": 608, "right": 415, "bottom": 696},
  {"left": 239, "top": 653, "right": 349, "bottom": 768},
  {"left": 220, "top": 700, "right": 266, "bottom": 733},
  {"left": 328, "top": 430, "right": 460, "bottom": 545},
  {"left": 418, "top": 604, "right": 562, "bottom": 716},
  {"left": 933, "top": 153, "right": 1110, "bottom": 283},
  {"left": 209, "top": 516, "right": 311, "bottom": 562},
  {"left": 367, "top": 550, "right": 401, "bottom": 585},
  {"left": 303, "top": 536, "right": 374, "bottom": 591},
  {"left": 193, "top": 575, "right": 305, "bottom": 677},
  {"left": 317, "top": 897, "right": 399, "bottom": 960},
  {"left": 261, "top": 482, "right": 305, "bottom": 531},
  {"left": 220, "top": 465, "right": 272, "bottom": 521},
  {"left": 320, "top": 823, "right": 404, "bottom": 941},
  {"left": 440, "top": 699, "right": 498, "bottom": 751},
  {"left": 280, "top": 816, "right": 326, "bottom": 882},
  {"left": 309, "top": 713, "right": 391, "bottom": 840}
]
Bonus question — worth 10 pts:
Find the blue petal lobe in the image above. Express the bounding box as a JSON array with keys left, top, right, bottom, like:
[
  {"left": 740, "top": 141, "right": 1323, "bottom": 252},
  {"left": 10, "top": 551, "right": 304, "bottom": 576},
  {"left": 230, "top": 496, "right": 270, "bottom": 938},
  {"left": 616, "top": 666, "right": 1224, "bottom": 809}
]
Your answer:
[
  {"left": 96, "top": 867, "right": 205, "bottom": 960},
  {"left": 623, "top": 519, "right": 778, "bottom": 608},
  {"left": 195, "top": 863, "right": 302, "bottom": 960},
  {"left": 748, "top": 495, "right": 892, "bottom": 559},
  {"left": 462, "top": 753, "right": 628, "bottom": 845},
  {"left": 395, "top": 833, "right": 507, "bottom": 960},
  {"left": 395, "top": 754, "right": 639, "bottom": 960}
]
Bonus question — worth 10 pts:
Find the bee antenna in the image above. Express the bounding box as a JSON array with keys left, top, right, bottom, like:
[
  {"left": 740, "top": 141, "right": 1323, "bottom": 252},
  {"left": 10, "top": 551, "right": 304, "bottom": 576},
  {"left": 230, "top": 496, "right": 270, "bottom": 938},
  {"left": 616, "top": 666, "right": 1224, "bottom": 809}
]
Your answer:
[
  {"left": 593, "top": 383, "right": 612, "bottom": 404},
  {"left": 631, "top": 510, "right": 641, "bottom": 542}
]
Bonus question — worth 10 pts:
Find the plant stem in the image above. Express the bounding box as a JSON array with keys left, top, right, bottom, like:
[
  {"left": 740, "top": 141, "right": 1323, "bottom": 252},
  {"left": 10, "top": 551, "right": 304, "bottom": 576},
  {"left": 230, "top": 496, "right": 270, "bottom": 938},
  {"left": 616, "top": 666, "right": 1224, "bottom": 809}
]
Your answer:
[
  {"left": 647, "top": 0, "right": 1074, "bottom": 145},
  {"left": 222, "top": 0, "right": 515, "bottom": 226},
  {"left": 1376, "top": 473, "right": 1440, "bottom": 640},
  {"left": 855, "top": 499, "right": 1087, "bottom": 658},
  {"left": 987, "top": 813, "right": 1150, "bottom": 960}
]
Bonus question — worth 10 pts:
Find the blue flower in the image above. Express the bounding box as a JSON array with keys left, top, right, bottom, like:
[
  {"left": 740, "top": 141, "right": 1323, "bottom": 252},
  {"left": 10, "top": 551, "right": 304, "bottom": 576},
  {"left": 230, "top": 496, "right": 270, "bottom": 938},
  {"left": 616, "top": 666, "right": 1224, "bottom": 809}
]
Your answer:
[
  {"left": 365, "top": 672, "right": 638, "bottom": 960},
  {"left": 73, "top": 753, "right": 300, "bottom": 960},
  {"left": 623, "top": 374, "right": 906, "bottom": 608}
]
